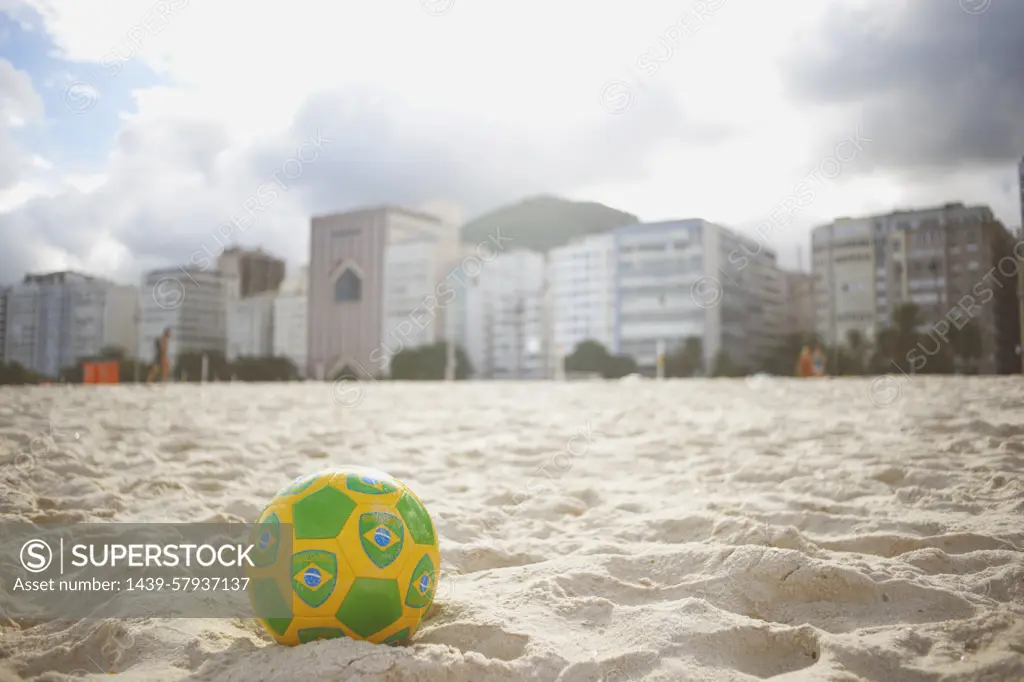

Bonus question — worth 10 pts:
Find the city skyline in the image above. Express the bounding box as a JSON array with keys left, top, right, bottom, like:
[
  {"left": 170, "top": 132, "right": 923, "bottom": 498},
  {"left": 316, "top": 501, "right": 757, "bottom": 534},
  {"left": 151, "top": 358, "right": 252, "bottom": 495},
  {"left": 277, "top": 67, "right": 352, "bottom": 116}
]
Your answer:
[
  {"left": 5, "top": 191, "right": 1022, "bottom": 290},
  {"left": 10, "top": 195, "right": 1022, "bottom": 380}
]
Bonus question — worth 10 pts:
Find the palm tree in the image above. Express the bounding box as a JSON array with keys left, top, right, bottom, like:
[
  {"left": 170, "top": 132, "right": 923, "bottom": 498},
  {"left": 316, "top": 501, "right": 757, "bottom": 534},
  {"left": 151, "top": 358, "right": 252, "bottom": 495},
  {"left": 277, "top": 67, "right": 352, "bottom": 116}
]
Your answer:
[
  {"left": 949, "top": 321, "right": 983, "bottom": 374},
  {"left": 959, "top": 323, "right": 983, "bottom": 374},
  {"left": 873, "top": 303, "right": 923, "bottom": 373},
  {"left": 665, "top": 336, "right": 703, "bottom": 377}
]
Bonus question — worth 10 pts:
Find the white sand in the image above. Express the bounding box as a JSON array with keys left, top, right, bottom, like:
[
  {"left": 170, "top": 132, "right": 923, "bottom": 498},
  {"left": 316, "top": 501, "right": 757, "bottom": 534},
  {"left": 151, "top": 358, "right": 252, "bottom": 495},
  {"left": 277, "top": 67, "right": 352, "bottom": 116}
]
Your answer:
[{"left": 1, "top": 377, "right": 1023, "bottom": 681}]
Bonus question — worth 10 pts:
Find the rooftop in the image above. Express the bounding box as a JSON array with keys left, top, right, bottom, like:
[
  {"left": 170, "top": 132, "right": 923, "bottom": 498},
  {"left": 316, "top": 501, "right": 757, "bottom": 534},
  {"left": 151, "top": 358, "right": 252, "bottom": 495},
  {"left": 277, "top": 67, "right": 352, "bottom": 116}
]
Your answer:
[
  {"left": 22, "top": 270, "right": 96, "bottom": 284},
  {"left": 311, "top": 204, "right": 444, "bottom": 225}
]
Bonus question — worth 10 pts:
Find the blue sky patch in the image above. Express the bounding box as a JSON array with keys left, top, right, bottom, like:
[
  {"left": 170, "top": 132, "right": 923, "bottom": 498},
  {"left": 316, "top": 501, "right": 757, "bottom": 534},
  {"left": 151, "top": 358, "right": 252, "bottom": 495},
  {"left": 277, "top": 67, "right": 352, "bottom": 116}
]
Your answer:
[{"left": 0, "top": 9, "right": 169, "bottom": 169}]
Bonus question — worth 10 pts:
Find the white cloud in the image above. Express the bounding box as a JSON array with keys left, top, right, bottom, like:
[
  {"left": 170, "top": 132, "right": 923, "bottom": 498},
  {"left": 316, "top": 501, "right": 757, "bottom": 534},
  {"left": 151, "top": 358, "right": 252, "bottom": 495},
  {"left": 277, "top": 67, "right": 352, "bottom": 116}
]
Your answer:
[
  {"left": 0, "top": 0, "right": 1019, "bottom": 282},
  {"left": 0, "top": 58, "right": 45, "bottom": 191}
]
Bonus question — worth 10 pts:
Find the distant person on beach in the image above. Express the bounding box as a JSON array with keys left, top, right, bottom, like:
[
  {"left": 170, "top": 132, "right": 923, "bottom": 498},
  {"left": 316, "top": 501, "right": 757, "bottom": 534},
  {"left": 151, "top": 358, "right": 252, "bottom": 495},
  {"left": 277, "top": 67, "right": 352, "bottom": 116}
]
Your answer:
[
  {"left": 812, "top": 344, "right": 826, "bottom": 377},
  {"left": 797, "top": 346, "right": 814, "bottom": 377},
  {"left": 147, "top": 328, "right": 171, "bottom": 383}
]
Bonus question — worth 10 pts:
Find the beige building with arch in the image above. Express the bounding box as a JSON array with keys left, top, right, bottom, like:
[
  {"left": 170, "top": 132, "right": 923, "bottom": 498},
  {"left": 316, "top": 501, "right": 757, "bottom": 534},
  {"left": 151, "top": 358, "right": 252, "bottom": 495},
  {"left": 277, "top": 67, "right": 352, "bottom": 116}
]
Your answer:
[{"left": 307, "top": 206, "right": 459, "bottom": 380}]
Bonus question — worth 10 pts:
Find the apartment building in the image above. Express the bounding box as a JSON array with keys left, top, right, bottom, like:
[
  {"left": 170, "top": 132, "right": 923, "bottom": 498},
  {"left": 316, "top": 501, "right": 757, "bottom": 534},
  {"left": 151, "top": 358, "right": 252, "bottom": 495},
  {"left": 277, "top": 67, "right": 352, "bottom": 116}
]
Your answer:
[
  {"left": 612, "top": 220, "right": 774, "bottom": 374},
  {"left": 614, "top": 221, "right": 704, "bottom": 371},
  {"left": 813, "top": 203, "right": 1019, "bottom": 373},
  {"left": 307, "top": 206, "right": 458, "bottom": 380},
  {"left": 227, "top": 292, "right": 276, "bottom": 360},
  {"left": 742, "top": 239, "right": 787, "bottom": 368},
  {"left": 464, "top": 249, "right": 547, "bottom": 379},
  {"left": 811, "top": 217, "right": 874, "bottom": 346},
  {"left": 217, "top": 247, "right": 285, "bottom": 298},
  {"left": 138, "top": 267, "right": 230, "bottom": 365},
  {"left": 548, "top": 233, "right": 616, "bottom": 358},
  {"left": 378, "top": 226, "right": 460, "bottom": 373},
  {"left": 272, "top": 266, "right": 308, "bottom": 376},
  {"left": 441, "top": 244, "right": 481, "bottom": 355},
  {"left": 3, "top": 271, "right": 137, "bottom": 377}
]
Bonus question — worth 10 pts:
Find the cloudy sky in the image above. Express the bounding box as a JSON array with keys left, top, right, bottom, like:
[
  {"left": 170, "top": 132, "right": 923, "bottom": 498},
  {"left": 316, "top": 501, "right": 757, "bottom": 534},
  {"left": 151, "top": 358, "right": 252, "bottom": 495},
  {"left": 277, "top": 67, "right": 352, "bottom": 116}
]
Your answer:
[{"left": 0, "top": 0, "right": 1021, "bottom": 285}]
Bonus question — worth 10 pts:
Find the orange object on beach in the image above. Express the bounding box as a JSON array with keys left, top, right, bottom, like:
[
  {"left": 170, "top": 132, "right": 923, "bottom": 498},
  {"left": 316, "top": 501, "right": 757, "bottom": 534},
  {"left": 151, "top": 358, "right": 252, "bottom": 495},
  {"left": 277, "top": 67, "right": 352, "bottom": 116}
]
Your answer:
[
  {"left": 83, "top": 360, "right": 119, "bottom": 384},
  {"left": 796, "top": 346, "right": 814, "bottom": 378}
]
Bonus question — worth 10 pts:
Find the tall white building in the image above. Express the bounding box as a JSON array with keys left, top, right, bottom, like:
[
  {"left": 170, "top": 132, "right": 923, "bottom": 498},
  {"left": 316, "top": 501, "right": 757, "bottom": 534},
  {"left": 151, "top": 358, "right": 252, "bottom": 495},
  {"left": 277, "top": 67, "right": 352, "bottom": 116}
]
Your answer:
[
  {"left": 227, "top": 292, "right": 275, "bottom": 360},
  {"left": 811, "top": 217, "right": 878, "bottom": 348},
  {"left": 3, "top": 272, "right": 138, "bottom": 377},
  {"left": 614, "top": 221, "right": 709, "bottom": 371},
  {"left": 139, "top": 267, "right": 230, "bottom": 365},
  {"left": 273, "top": 265, "right": 308, "bottom": 376},
  {"left": 613, "top": 220, "right": 775, "bottom": 374},
  {"left": 464, "top": 249, "right": 548, "bottom": 379},
  {"left": 548, "top": 233, "right": 616, "bottom": 357},
  {"left": 748, "top": 248, "right": 787, "bottom": 367},
  {"left": 436, "top": 244, "right": 485, "bottom": 375},
  {"left": 377, "top": 221, "right": 460, "bottom": 373}
]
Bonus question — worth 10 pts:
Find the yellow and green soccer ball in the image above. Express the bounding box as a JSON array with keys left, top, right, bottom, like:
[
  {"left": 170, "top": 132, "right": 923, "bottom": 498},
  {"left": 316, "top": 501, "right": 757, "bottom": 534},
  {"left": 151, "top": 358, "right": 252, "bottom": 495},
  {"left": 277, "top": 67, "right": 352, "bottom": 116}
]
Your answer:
[{"left": 246, "top": 466, "right": 440, "bottom": 646}]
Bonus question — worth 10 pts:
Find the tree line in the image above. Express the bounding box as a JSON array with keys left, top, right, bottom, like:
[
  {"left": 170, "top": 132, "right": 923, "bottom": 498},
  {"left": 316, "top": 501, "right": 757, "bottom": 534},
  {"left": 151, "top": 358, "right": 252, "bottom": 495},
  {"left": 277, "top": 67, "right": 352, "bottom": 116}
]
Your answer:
[
  {"left": 564, "top": 301, "right": 987, "bottom": 378},
  {"left": 0, "top": 302, "right": 992, "bottom": 385},
  {"left": 0, "top": 347, "right": 302, "bottom": 385}
]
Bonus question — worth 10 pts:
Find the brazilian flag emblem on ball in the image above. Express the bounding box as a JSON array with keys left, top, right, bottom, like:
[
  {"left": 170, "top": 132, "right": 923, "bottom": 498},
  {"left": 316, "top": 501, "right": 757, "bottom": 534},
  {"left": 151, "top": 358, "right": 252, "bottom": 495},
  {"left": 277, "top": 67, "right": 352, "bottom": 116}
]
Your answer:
[{"left": 246, "top": 466, "right": 440, "bottom": 646}]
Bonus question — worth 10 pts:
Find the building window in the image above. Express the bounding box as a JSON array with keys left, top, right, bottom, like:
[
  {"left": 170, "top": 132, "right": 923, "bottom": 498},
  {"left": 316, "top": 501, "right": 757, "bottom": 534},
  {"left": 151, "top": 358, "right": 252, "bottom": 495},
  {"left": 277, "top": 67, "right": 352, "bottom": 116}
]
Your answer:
[
  {"left": 334, "top": 269, "right": 362, "bottom": 302},
  {"left": 967, "top": 261, "right": 980, "bottom": 271}
]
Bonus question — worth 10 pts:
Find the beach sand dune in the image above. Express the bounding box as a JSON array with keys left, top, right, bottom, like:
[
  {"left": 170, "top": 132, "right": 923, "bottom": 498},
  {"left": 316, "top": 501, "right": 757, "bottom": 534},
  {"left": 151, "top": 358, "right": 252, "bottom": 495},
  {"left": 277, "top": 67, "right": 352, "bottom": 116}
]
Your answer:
[{"left": 1, "top": 377, "right": 1022, "bottom": 681}]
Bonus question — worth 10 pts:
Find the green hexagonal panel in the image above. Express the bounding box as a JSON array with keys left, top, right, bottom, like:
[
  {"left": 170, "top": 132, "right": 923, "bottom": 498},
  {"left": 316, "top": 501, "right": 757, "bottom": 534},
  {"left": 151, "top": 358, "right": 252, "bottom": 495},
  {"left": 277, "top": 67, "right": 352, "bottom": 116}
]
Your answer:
[
  {"left": 292, "top": 485, "right": 357, "bottom": 539},
  {"left": 395, "top": 492, "right": 435, "bottom": 546},
  {"left": 335, "top": 577, "right": 403, "bottom": 638},
  {"left": 250, "top": 577, "right": 292, "bottom": 636}
]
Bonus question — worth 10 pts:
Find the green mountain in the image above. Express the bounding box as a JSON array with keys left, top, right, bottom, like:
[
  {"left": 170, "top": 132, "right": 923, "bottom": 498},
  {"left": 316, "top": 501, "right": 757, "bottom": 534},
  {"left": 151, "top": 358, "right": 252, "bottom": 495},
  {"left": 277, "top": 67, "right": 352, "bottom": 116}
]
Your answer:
[{"left": 460, "top": 195, "right": 638, "bottom": 253}]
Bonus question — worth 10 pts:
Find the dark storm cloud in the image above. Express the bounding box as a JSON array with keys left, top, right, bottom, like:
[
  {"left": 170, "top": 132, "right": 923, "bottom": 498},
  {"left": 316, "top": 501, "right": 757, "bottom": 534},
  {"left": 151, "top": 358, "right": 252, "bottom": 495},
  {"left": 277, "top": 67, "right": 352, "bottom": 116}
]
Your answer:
[{"left": 782, "top": 0, "right": 1024, "bottom": 173}]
